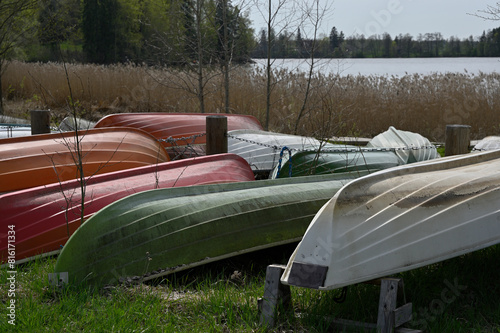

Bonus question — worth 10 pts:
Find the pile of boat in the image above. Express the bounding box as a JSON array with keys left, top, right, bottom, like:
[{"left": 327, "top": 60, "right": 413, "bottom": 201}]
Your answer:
[{"left": 2, "top": 112, "right": 497, "bottom": 289}]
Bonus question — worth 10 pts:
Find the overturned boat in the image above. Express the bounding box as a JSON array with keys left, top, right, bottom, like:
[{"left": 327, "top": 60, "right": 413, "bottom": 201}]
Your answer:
[
  {"left": 0, "top": 123, "right": 32, "bottom": 139},
  {"left": 281, "top": 149, "right": 500, "bottom": 290},
  {"left": 269, "top": 126, "right": 439, "bottom": 178},
  {"left": 472, "top": 136, "right": 500, "bottom": 151},
  {"left": 94, "top": 113, "right": 263, "bottom": 158},
  {"left": 0, "top": 154, "right": 255, "bottom": 264},
  {"left": 227, "top": 129, "right": 345, "bottom": 175},
  {"left": 54, "top": 172, "right": 368, "bottom": 286},
  {"left": 0, "top": 127, "right": 169, "bottom": 193}
]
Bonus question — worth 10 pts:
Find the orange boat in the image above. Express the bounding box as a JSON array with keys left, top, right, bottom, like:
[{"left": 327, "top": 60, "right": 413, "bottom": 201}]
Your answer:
[
  {"left": 0, "top": 127, "right": 169, "bottom": 193},
  {"left": 94, "top": 113, "right": 263, "bottom": 158}
]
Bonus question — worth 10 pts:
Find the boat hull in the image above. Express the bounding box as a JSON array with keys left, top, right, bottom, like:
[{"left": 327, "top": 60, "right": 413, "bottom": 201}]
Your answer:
[
  {"left": 229, "top": 127, "right": 439, "bottom": 177},
  {"left": 53, "top": 173, "right": 365, "bottom": 286},
  {"left": 366, "top": 126, "right": 440, "bottom": 164},
  {"left": 281, "top": 150, "right": 500, "bottom": 290},
  {"left": 270, "top": 149, "right": 401, "bottom": 178},
  {"left": 227, "top": 129, "right": 348, "bottom": 173},
  {"left": 0, "top": 124, "right": 32, "bottom": 139},
  {"left": 0, "top": 154, "right": 255, "bottom": 263},
  {"left": 0, "top": 127, "right": 170, "bottom": 193},
  {"left": 94, "top": 113, "right": 263, "bottom": 158}
]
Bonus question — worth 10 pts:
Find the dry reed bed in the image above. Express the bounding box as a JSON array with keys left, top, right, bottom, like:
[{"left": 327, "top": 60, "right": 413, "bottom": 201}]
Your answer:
[{"left": 3, "top": 60, "right": 499, "bottom": 141}]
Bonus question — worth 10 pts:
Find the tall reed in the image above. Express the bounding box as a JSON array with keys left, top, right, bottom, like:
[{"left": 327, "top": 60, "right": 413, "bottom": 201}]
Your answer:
[{"left": 3, "top": 60, "right": 499, "bottom": 141}]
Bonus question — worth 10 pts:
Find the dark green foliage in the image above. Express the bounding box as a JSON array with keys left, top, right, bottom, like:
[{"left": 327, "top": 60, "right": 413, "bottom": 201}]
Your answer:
[
  {"left": 82, "top": 0, "right": 119, "bottom": 64},
  {"left": 9, "top": 0, "right": 500, "bottom": 64},
  {"left": 251, "top": 25, "right": 500, "bottom": 59}
]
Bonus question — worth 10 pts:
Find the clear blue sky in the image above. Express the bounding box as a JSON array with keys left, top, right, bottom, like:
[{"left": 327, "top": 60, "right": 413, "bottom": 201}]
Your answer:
[{"left": 247, "top": 0, "right": 500, "bottom": 39}]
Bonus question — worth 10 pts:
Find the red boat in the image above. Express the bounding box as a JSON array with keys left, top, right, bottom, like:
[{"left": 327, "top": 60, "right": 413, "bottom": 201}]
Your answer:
[
  {"left": 94, "top": 113, "right": 263, "bottom": 158},
  {"left": 0, "top": 127, "right": 170, "bottom": 193},
  {"left": 0, "top": 154, "right": 255, "bottom": 263}
]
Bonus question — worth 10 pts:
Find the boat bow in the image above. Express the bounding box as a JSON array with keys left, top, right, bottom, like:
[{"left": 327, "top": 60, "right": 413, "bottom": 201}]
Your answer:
[{"left": 282, "top": 150, "right": 500, "bottom": 290}]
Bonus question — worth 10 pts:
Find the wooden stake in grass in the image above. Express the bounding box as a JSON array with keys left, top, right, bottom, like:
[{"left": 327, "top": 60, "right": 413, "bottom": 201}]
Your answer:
[
  {"left": 445, "top": 124, "right": 471, "bottom": 156},
  {"left": 30, "top": 110, "right": 51, "bottom": 135},
  {"left": 206, "top": 115, "right": 228, "bottom": 155}
]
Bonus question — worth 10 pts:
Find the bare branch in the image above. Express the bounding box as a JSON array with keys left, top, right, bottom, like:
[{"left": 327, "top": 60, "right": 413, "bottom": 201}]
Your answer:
[{"left": 470, "top": 2, "right": 500, "bottom": 21}]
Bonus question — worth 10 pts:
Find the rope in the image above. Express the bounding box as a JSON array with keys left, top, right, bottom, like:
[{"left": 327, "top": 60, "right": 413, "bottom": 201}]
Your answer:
[
  {"left": 226, "top": 133, "right": 438, "bottom": 154},
  {"left": 0, "top": 124, "right": 30, "bottom": 129},
  {"left": 333, "top": 287, "right": 348, "bottom": 304},
  {"left": 158, "top": 133, "right": 206, "bottom": 144},
  {"left": 276, "top": 146, "right": 292, "bottom": 178},
  {"left": 158, "top": 133, "right": 207, "bottom": 159},
  {"left": 155, "top": 132, "right": 439, "bottom": 165}
]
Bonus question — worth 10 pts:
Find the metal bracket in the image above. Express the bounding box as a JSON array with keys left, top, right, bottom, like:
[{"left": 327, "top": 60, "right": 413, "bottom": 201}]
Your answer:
[{"left": 48, "top": 272, "right": 68, "bottom": 287}]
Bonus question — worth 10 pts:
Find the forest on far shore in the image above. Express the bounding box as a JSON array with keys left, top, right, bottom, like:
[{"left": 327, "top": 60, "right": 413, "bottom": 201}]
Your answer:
[
  {"left": 253, "top": 27, "right": 500, "bottom": 59},
  {"left": 5, "top": 0, "right": 500, "bottom": 67}
]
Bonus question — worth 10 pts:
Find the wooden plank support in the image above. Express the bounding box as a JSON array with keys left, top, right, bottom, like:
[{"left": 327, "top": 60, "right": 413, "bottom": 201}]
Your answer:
[
  {"left": 258, "top": 264, "right": 292, "bottom": 327},
  {"left": 206, "top": 115, "right": 227, "bottom": 155},
  {"left": 30, "top": 110, "right": 51, "bottom": 135},
  {"left": 258, "top": 266, "right": 421, "bottom": 332},
  {"left": 445, "top": 124, "right": 470, "bottom": 156}
]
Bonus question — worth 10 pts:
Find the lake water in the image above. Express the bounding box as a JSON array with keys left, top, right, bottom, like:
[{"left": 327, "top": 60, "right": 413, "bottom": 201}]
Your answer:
[{"left": 252, "top": 57, "right": 500, "bottom": 77}]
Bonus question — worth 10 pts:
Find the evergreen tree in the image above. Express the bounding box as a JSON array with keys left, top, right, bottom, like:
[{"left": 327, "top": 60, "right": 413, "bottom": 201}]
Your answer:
[
  {"left": 38, "top": 0, "right": 63, "bottom": 57},
  {"left": 296, "top": 27, "right": 304, "bottom": 57},
  {"left": 82, "top": 0, "right": 119, "bottom": 64},
  {"left": 329, "top": 26, "right": 339, "bottom": 52},
  {"left": 182, "top": 0, "right": 197, "bottom": 60},
  {"left": 0, "top": 0, "right": 37, "bottom": 115}
]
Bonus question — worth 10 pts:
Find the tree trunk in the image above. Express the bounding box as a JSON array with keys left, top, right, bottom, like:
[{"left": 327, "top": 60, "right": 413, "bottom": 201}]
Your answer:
[
  {"left": 196, "top": 0, "right": 205, "bottom": 113},
  {"left": 265, "top": 0, "right": 272, "bottom": 131},
  {"left": 222, "top": 0, "right": 230, "bottom": 114},
  {"left": 0, "top": 61, "right": 4, "bottom": 115}
]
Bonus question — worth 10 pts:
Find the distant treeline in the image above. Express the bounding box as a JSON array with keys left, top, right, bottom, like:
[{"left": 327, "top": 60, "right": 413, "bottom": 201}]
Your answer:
[
  {"left": 251, "top": 27, "right": 500, "bottom": 59},
  {"left": 16, "top": 0, "right": 500, "bottom": 65}
]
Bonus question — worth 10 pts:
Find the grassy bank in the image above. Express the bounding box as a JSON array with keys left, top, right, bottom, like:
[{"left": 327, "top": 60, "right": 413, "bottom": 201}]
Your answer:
[
  {"left": 1, "top": 61, "right": 500, "bottom": 332},
  {"left": 3, "top": 60, "right": 500, "bottom": 141},
  {"left": 1, "top": 244, "right": 499, "bottom": 332}
]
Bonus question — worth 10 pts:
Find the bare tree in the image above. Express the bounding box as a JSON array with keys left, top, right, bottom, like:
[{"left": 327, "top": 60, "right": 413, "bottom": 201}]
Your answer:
[
  {"left": 472, "top": 2, "right": 500, "bottom": 21},
  {"left": 213, "top": 0, "right": 253, "bottom": 114},
  {"left": 0, "top": 0, "right": 37, "bottom": 115},
  {"left": 148, "top": 0, "right": 252, "bottom": 114},
  {"left": 253, "top": 0, "right": 301, "bottom": 130},
  {"left": 293, "top": 0, "right": 332, "bottom": 134}
]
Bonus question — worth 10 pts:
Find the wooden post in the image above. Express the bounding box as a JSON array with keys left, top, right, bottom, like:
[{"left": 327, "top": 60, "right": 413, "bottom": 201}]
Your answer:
[
  {"left": 445, "top": 125, "right": 470, "bottom": 156},
  {"left": 258, "top": 265, "right": 292, "bottom": 327},
  {"left": 30, "top": 110, "right": 51, "bottom": 135},
  {"left": 257, "top": 268, "right": 420, "bottom": 332},
  {"left": 206, "top": 115, "right": 227, "bottom": 155}
]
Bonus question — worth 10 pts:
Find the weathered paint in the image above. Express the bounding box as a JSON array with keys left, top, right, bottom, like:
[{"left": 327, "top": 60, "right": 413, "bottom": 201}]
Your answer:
[
  {"left": 54, "top": 173, "right": 363, "bottom": 286},
  {"left": 281, "top": 149, "right": 500, "bottom": 290}
]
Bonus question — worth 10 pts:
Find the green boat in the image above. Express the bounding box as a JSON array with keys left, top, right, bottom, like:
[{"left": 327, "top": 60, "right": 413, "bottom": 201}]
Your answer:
[
  {"left": 270, "top": 149, "right": 400, "bottom": 178},
  {"left": 270, "top": 126, "right": 440, "bottom": 178},
  {"left": 54, "top": 172, "right": 367, "bottom": 286}
]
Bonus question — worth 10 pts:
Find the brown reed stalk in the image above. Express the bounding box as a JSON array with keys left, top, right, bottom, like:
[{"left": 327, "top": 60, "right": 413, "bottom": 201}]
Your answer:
[{"left": 3, "top": 60, "right": 499, "bottom": 141}]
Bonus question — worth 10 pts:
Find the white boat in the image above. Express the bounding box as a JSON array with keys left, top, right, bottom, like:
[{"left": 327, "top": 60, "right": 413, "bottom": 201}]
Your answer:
[
  {"left": 281, "top": 149, "right": 500, "bottom": 290},
  {"left": 0, "top": 124, "right": 31, "bottom": 139},
  {"left": 0, "top": 116, "right": 31, "bottom": 139},
  {"left": 57, "top": 116, "right": 96, "bottom": 131},
  {"left": 227, "top": 129, "right": 342, "bottom": 173},
  {"left": 366, "top": 126, "right": 440, "bottom": 164},
  {"left": 473, "top": 136, "right": 500, "bottom": 151},
  {"left": 228, "top": 127, "right": 439, "bottom": 177}
]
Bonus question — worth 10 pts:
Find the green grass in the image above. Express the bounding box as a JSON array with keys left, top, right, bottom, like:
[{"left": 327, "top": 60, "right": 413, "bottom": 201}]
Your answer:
[{"left": 1, "top": 244, "right": 499, "bottom": 332}]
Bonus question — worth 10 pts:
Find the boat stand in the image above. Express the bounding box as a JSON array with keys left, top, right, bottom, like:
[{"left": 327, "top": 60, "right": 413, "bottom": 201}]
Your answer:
[{"left": 258, "top": 264, "right": 422, "bottom": 333}]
